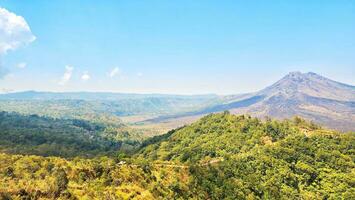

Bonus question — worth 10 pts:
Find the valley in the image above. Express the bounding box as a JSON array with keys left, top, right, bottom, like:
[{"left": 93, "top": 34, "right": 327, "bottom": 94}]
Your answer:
[
  {"left": 0, "top": 72, "right": 354, "bottom": 199},
  {"left": 1, "top": 72, "right": 354, "bottom": 134}
]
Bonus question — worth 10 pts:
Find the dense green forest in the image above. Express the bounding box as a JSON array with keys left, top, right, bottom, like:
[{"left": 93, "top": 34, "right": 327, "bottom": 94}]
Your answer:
[
  {"left": 138, "top": 113, "right": 354, "bottom": 199},
  {"left": 0, "top": 112, "right": 354, "bottom": 199},
  {"left": 0, "top": 153, "right": 188, "bottom": 199},
  {"left": 0, "top": 100, "right": 124, "bottom": 125},
  {"left": 0, "top": 111, "right": 145, "bottom": 157}
]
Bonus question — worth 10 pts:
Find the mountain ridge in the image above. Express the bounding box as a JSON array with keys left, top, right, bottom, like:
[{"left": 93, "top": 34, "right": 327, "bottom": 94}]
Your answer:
[
  {"left": 222, "top": 72, "right": 355, "bottom": 131},
  {"left": 146, "top": 72, "right": 355, "bottom": 131}
]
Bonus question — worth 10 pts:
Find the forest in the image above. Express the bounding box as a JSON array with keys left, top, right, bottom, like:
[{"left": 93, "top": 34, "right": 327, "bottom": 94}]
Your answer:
[
  {"left": 0, "top": 112, "right": 354, "bottom": 199},
  {"left": 0, "top": 111, "right": 146, "bottom": 157}
]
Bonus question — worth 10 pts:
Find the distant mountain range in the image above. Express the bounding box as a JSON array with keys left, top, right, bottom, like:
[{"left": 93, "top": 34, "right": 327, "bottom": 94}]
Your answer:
[
  {"left": 0, "top": 90, "right": 218, "bottom": 101},
  {"left": 0, "top": 91, "right": 219, "bottom": 122},
  {"left": 0, "top": 72, "right": 354, "bottom": 131}
]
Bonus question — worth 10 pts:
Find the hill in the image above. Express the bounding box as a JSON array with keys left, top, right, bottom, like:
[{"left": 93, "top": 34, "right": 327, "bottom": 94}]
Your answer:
[
  {"left": 0, "top": 111, "right": 147, "bottom": 157},
  {"left": 138, "top": 112, "right": 322, "bottom": 163},
  {"left": 1, "top": 113, "right": 353, "bottom": 199},
  {"left": 137, "top": 112, "right": 354, "bottom": 199}
]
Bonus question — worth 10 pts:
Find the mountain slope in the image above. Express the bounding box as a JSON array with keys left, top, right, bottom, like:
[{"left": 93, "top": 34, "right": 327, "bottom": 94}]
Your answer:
[
  {"left": 151, "top": 72, "right": 355, "bottom": 131},
  {"left": 0, "top": 111, "right": 124, "bottom": 157},
  {"left": 228, "top": 72, "right": 355, "bottom": 131},
  {"left": 1, "top": 113, "right": 354, "bottom": 199},
  {"left": 135, "top": 113, "right": 354, "bottom": 199},
  {"left": 138, "top": 112, "right": 322, "bottom": 163},
  {"left": 259, "top": 72, "right": 354, "bottom": 101}
]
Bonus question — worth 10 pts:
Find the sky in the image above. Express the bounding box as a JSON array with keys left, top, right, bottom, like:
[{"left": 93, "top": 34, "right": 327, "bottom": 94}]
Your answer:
[{"left": 0, "top": 0, "right": 354, "bottom": 95}]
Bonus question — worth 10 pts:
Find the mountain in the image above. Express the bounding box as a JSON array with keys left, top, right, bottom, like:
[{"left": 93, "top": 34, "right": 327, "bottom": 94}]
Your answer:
[
  {"left": 258, "top": 72, "right": 354, "bottom": 101},
  {"left": 228, "top": 72, "right": 355, "bottom": 131},
  {"left": 1, "top": 72, "right": 354, "bottom": 131},
  {"left": 150, "top": 72, "right": 355, "bottom": 131}
]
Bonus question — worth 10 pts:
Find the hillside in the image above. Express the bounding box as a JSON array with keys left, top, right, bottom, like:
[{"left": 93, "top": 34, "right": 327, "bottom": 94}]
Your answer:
[
  {"left": 242, "top": 72, "right": 355, "bottom": 131},
  {"left": 0, "top": 112, "right": 147, "bottom": 157},
  {"left": 138, "top": 112, "right": 322, "bottom": 163},
  {"left": 150, "top": 72, "right": 355, "bottom": 131},
  {"left": 0, "top": 153, "right": 188, "bottom": 199},
  {"left": 1, "top": 113, "right": 354, "bottom": 199},
  {"left": 137, "top": 113, "right": 354, "bottom": 199}
]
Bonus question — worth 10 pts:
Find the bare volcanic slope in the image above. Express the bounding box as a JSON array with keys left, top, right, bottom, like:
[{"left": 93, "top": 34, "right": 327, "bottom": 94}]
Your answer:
[
  {"left": 151, "top": 72, "right": 355, "bottom": 131},
  {"left": 220, "top": 72, "right": 355, "bottom": 131}
]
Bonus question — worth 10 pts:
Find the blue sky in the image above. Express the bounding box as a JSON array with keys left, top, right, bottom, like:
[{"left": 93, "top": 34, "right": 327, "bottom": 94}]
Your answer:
[{"left": 0, "top": 0, "right": 354, "bottom": 94}]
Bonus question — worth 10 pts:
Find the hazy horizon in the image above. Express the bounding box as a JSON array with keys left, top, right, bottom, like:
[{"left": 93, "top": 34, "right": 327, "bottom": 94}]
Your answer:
[
  {"left": 0, "top": 1, "right": 354, "bottom": 94},
  {"left": 1, "top": 71, "right": 354, "bottom": 96}
]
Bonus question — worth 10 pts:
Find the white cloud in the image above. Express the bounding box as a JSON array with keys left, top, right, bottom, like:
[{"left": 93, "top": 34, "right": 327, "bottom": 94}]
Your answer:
[
  {"left": 0, "top": 7, "right": 36, "bottom": 55},
  {"left": 0, "top": 8, "right": 35, "bottom": 79},
  {"left": 137, "top": 72, "right": 143, "bottom": 77},
  {"left": 81, "top": 71, "right": 90, "bottom": 81},
  {"left": 109, "top": 67, "right": 120, "bottom": 78},
  {"left": 17, "top": 62, "right": 26, "bottom": 69},
  {"left": 58, "top": 65, "right": 74, "bottom": 85}
]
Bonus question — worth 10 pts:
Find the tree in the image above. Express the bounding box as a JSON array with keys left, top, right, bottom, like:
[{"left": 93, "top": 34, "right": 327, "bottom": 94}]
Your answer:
[{"left": 53, "top": 168, "right": 69, "bottom": 197}]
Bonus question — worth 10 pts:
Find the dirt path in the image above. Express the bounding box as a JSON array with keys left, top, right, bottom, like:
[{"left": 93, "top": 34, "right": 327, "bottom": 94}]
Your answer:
[{"left": 122, "top": 158, "right": 223, "bottom": 168}]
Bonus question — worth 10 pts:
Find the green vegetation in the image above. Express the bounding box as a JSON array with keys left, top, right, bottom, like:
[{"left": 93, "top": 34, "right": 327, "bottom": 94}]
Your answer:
[
  {"left": 138, "top": 112, "right": 302, "bottom": 163},
  {"left": 139, "top": 112, "right": 355, "bottom": 199},
  {"left": 0, "top": 94, "right": 218, "bottom": 121},
  {"left": 0, "top": 111, "right": 147, "bottom": 157},
  {"left": 0, "top": 112, "right": 354, "bottom": 199},
  {"left": 0, "top": 100, "right": 124, "bottom": 125},
  {"left": 0, "top": 111, "right": 119, "bottom": 157},
  {"left": 0, "top": 154, "right": 188, "bottom": 199}
]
